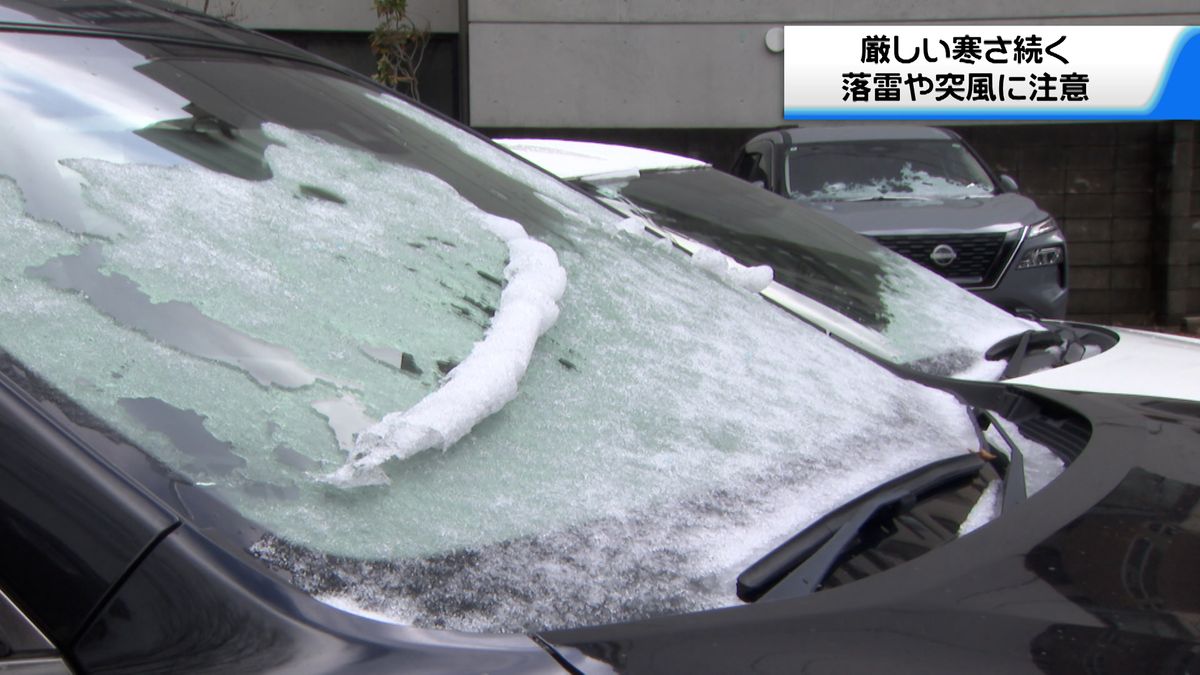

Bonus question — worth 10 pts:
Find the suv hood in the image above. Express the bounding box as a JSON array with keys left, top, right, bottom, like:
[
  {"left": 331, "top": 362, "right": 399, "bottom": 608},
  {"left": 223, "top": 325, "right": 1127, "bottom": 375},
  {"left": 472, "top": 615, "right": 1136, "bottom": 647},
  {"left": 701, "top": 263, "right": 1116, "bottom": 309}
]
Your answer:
[{"left": 804, "top": 193, "right": 1046, "bottom": 235}]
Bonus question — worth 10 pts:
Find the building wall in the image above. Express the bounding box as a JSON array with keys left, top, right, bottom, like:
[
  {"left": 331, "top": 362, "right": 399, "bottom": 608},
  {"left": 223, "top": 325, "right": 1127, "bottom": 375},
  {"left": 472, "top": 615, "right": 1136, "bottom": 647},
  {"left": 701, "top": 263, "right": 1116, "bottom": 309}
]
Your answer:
[
  {"left": 467, "top": 23, "right": 781, "bottom": 128},
  {"left": 169, "top": 0, "right": 457, "bottom": 32},
  {"left": 466, "top": 1, "right": 1200, "bottom": 129},
  {"left": 467, "top": 1, "right": 1200, "bottom": 24}
]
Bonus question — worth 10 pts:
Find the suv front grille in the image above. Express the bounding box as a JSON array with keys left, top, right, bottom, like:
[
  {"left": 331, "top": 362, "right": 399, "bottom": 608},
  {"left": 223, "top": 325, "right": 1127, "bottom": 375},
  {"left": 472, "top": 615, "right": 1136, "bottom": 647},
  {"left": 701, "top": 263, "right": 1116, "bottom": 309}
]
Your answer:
[{"left": 870, "top": 231, "right": 1016, "bottom": 287}]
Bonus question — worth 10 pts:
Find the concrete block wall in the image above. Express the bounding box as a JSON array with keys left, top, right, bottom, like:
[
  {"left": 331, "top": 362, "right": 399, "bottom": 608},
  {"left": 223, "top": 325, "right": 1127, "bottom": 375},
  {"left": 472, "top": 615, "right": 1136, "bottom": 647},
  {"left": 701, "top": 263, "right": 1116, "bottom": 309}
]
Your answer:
[{"left": 953, "top": 123, "right": 1191, "bottom": 325}]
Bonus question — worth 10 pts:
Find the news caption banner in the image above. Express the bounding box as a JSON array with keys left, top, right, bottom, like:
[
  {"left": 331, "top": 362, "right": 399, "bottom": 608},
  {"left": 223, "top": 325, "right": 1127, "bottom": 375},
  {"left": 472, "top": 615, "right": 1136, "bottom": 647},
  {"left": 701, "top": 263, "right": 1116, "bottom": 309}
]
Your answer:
[{"left": 783, "top": 26, "right": 1200, "bottom": 120}]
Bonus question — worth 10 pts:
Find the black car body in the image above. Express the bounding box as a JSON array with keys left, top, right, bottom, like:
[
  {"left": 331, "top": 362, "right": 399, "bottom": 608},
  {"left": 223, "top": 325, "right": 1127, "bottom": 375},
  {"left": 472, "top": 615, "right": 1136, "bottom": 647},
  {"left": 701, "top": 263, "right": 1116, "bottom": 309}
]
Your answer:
[
  {"left": 733, "top": 125, "right": 1069, "bottom": 319},
  {"left": 0, "top": 4, "right": 1197, "bottom": 674}
]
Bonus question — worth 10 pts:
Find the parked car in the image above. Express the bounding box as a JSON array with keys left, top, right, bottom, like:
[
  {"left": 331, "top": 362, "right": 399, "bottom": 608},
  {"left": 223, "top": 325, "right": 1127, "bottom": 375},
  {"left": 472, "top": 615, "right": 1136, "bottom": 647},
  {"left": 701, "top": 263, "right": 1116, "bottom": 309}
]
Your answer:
[
  {"left": 731, "top": 125, "right": 1068, "bottom": 319},
  {"left": 1, "top": 4, "right": 1199, "bottom": 674}
]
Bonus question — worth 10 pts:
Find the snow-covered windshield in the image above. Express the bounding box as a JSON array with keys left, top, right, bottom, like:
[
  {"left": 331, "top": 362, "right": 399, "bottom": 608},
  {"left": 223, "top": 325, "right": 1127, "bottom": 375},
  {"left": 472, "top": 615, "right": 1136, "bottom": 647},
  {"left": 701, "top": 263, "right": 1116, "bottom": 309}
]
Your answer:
[
  {"left": 787, "top": 140, "right": 996, "bottom": 202},
  {"left": 2, "top": 33, "right": 1003, "bottom": 633}
]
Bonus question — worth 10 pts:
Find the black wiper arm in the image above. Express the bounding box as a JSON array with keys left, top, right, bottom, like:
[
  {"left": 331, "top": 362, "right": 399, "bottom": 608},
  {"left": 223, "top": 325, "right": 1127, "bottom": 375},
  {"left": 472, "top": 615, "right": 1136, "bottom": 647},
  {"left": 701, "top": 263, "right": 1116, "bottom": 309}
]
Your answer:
[
  {"left": 979, "top": 410, "right": 1027, "bottom": 510},
  {"left": 985, "top": 329, "right": 1059, "bottom": 368},
  {"left": 985, "top": 329, "right": 1064, "bottom": 379},
  {"left": 1000, "top": 330, "right": 1032, "bottom": 379},
  {"left": 738, "top": 453, "right": 986, "bottom": 603},
  {"left": 985, "top": 329, "right": 1062, "bottom": 361}
]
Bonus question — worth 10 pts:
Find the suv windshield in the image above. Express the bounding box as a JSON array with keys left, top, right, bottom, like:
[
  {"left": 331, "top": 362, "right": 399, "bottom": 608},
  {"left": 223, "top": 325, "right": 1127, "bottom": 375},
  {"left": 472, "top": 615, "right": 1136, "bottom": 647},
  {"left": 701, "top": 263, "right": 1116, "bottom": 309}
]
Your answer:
[
  {"left": 2, "top": 32, "right": 997, "bottom": 633},
  {"left": 787, "top": 140, "right": 996, "bottom": 202}
]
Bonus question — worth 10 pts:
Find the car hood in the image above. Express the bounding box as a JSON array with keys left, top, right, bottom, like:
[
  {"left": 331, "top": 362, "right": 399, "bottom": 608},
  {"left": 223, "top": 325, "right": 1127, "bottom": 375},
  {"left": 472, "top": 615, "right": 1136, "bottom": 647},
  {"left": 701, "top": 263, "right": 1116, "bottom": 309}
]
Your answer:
[
  {"left": 1008, "top": 327, "right": 1200, "bottom": 402},
  {"left": 802, "top": 193, "right": 1046, "bottom": 235}
]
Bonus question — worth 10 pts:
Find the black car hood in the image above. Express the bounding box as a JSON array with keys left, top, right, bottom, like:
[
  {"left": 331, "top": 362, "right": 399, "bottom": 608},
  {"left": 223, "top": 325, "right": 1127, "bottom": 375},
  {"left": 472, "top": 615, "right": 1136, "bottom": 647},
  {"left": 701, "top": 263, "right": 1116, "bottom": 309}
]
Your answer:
[
  {"left": 539, "top": 387, "right": 1200, "bottom": 674},
  {"left": 803, "top": 192, "right": 1046, "bottom": 235}
]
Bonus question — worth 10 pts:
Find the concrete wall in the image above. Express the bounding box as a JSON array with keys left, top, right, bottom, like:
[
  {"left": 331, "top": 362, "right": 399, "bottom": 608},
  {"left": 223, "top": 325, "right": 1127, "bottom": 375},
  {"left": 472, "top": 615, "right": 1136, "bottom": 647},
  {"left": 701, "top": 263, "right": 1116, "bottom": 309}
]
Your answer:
[
  {"left": 468, "top": 23, "right": 780, "bottom": 128},
  {"left": 466, "top": 1, "right": 1200, "bottom": 128},
  {"left": 169, "top": 0, "right": 457, "bottom": 32},
  {"left": 468, "top": 1, "right": 1200, "bottom": 24}
]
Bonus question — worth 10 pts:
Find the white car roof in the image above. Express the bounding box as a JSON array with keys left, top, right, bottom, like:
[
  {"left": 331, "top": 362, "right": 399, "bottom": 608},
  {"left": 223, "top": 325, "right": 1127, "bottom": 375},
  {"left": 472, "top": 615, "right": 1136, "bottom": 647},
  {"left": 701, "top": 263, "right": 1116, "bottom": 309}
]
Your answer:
[{"left": 496, "top": 138, "right": 708, "bottom": 182}]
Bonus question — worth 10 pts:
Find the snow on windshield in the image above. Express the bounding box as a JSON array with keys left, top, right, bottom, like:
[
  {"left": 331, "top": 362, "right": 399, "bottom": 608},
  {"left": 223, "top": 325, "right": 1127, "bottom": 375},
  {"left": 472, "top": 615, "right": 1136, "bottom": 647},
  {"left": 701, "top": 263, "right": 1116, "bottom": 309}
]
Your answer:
[
  {"left": 249, "top": 219, "right": 982, "bottom": 631},
  {"left": 328, "top": 211, "right": 568, "bottom": 487},
  {"left": 689, "top": 244, "right": 775, "bottom": 293},
  {"left": 797, "top": 164, "right": 993, "bottom": 202},
  {"left": 3, "top": 124, "right": 513, "bottom": 486},
  {"left": 3, "top": 115, "right": 985, "bottom": 634},
  {"left": 869, "top": 250, "right": 1036, "bottom": 377}
]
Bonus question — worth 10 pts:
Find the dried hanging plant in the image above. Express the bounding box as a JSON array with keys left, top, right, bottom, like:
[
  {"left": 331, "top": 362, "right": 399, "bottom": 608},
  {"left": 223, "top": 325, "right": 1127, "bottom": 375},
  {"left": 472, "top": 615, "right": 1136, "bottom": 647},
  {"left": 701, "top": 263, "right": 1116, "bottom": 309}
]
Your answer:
[{"left": 371, "top": 0, "right": 430, "bottom": 100}]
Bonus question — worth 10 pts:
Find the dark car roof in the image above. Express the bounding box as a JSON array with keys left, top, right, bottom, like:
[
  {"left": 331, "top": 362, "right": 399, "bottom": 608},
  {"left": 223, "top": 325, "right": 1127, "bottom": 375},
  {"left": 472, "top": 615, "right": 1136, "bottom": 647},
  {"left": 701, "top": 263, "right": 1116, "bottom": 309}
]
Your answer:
[
  {"left": 0, "top": 0, "right": 320, "bottom": 62},
  {"left": 753, "top": 125, "right": 959, "bottom": 146}
]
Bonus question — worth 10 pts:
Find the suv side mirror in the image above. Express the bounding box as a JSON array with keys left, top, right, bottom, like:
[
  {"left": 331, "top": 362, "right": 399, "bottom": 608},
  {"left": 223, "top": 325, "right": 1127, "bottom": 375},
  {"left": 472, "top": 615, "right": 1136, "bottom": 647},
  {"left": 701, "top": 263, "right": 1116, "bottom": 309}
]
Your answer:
[{"left": 999, "top": 174, "right": 1019, "bottom": 192}]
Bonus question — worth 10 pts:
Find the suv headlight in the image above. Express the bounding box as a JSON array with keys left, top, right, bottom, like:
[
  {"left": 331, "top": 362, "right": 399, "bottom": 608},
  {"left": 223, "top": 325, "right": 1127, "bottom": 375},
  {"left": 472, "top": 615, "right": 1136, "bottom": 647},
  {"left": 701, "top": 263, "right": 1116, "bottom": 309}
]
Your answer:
[
  {"left": 1017, "top": 245, "right": 1064, "bottom": 269},
  {"left": 1026, "top": 217, "right": 1060, "bottom": 239},
  {"left": 1017, "top": 218, "right": 1064, "bottom": 269}
]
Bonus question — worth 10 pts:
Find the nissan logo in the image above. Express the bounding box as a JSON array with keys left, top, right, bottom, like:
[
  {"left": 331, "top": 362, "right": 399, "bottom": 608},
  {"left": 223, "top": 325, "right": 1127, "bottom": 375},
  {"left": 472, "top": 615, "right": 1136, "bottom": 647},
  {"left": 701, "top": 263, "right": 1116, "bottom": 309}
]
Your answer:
[{"left": 930, "top": 244, "right": 957, "bottom": 267}]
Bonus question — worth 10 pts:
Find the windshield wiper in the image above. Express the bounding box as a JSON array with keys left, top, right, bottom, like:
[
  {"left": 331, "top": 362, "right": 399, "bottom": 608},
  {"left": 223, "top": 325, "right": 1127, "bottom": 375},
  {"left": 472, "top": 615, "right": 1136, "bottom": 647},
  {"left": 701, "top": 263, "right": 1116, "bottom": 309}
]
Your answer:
[
  {"left": 737, "top": 452, "right": 987, "bottom": 603},
  {"left": 738, "top": 408, "right": 1036, "bottom": 604},
  {"left": 971, "top": 409, "right": 1026, "bottom": 510},
  {"left": 985, "top": 329, "right": 1061, "bottom": 361},
  {"left": 985, "top": 329, "right": 1063, "bottom": 379},
  {"left": 986, "top": 324, "right": 1106, "bottom": 379}
]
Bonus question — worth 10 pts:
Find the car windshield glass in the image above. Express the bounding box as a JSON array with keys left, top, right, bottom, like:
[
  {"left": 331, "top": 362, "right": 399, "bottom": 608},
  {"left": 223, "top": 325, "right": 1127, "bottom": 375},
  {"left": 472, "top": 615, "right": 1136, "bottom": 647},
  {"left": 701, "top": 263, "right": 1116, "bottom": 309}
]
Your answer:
[
  {"left": 590, "top": 168, "right": 1031, "bottom": 377},
  {"left": 3, "top": 33, "right": 996, "bottom": 633},
  {"left": 786, "top": 140, "right": 996, "bottom": 202}
]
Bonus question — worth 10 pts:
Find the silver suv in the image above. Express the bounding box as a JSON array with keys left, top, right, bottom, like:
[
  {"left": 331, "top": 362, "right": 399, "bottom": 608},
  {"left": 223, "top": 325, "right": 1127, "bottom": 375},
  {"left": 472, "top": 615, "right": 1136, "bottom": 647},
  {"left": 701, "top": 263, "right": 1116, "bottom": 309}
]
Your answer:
[{"left": 733, "top": 125, "right": 1067, "bottom": 319}]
